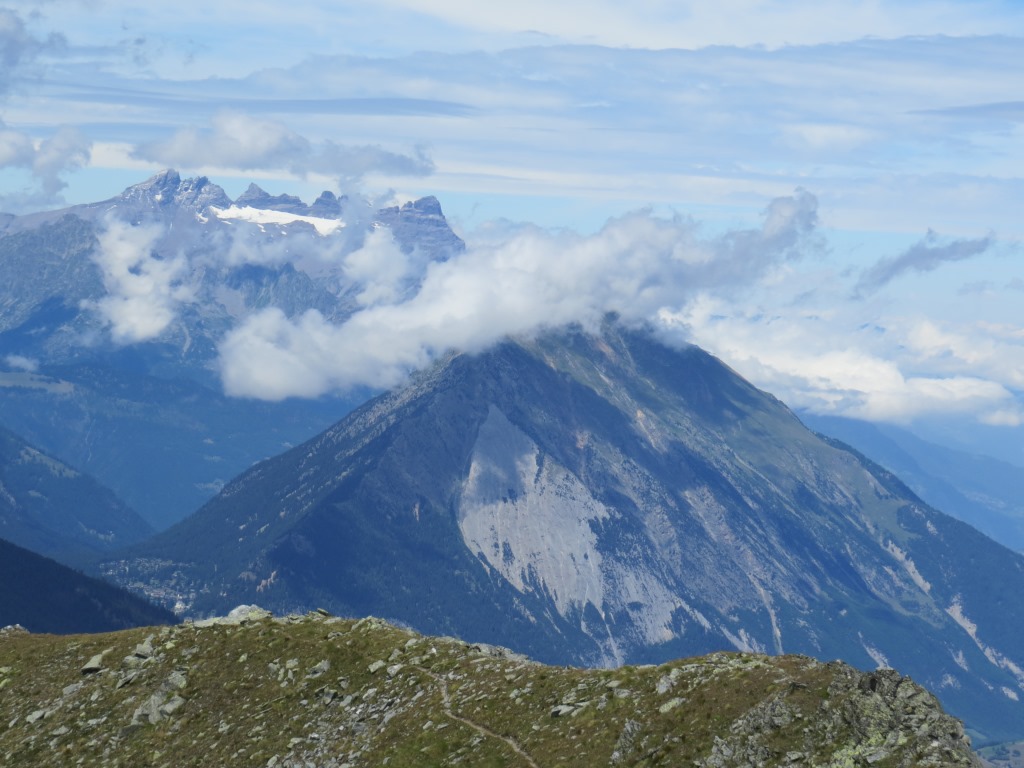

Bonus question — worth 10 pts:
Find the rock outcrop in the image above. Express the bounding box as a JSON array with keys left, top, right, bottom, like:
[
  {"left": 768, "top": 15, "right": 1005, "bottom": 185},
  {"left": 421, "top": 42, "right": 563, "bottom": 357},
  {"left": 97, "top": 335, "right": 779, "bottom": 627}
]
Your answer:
[{"left": 0, "top": 608, "right": 979, "bottom": 767}]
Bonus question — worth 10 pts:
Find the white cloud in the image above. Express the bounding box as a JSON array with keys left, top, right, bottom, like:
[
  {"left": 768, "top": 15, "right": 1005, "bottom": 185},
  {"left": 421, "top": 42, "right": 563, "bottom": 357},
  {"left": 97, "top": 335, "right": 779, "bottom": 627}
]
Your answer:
[
  {"left": 133, "top": 111, "right": 433, "bottom": 184},
  {"left": 0, "top": 7, "right": 65, "bottom": 93},
  {"left": 0, "top": 120, "right": 91, "bottom": 206},
  {"left": 343, "top": 227, "right": 419, "bottom": 307},
  {"left": 661, "top": 285, "right": 1024, "bottom": 427},
  {"left": 0, "top": 121, "right": 34, "bottom": 167},
  {"left": 904, "top": 319, "right": 1024, "bottom": 389},
  {"left": 218, "top": 190, "right": 820, "bottom": 399},
  {"left": 4, "top": 354, "right": 38, "bottom": 372},
  {"left": 31, "top": 125, "right": 91, "bottom": 196},
  {"left": 368, "top": 0, "right": 1024, "bottom": 50},
  {"left": 84, "top": 218, "right": 192, "bottom": 344}
]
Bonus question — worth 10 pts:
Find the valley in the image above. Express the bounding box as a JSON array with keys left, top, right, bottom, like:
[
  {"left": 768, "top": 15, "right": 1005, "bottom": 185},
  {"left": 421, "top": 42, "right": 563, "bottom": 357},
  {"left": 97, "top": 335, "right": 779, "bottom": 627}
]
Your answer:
[{"left": 1, "top": 171, "right": 1023, "bottom": 759}]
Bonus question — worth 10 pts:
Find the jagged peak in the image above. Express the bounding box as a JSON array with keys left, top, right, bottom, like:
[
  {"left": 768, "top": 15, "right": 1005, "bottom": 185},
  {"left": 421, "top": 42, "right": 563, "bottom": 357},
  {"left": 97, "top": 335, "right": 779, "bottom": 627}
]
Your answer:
[
  {"left": 116, "top": 169, "right": 231, "bottom": 213},
  {"left": 234, "top": 184, "right": 305, "bottom": 212},
  {"left": 379, "top": 195, "right": 444, "bottom": 218}
]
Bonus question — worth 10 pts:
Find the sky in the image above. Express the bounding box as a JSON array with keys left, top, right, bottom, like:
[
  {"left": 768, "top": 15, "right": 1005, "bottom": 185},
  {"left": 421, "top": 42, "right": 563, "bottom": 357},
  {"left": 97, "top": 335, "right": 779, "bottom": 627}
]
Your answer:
[{"left": 2, "top": 1, "right": 1023, "bottom": 463}]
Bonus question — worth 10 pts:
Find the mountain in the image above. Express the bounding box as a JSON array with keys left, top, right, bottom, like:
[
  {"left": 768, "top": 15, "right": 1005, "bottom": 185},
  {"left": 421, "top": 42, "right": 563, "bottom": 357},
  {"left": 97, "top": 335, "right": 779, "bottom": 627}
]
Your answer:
[
  {"left": 106, "top": 321, "right": 1024, "bottom": 745},
  {"left": 800, "top": 413, "right": 1024, "bottom": 553},
  {"left": 0, "top": 537, "right": 175, "bottom": 634},
  {"left": 0, "top": 608, "right": 980, "bottom": 767},
  {"left": 0, "top": 422, "right": 151, "bottom": 565},
  {"left": 0, "top": 170, "right": 464, "bottom": 528}
]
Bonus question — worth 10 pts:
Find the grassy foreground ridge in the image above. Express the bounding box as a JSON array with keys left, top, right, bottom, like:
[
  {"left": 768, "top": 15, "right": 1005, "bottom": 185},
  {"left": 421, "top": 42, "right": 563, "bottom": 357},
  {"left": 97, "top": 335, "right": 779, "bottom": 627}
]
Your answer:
[{"left": 0, "top": 608, "right": 978, "bottom": 767}]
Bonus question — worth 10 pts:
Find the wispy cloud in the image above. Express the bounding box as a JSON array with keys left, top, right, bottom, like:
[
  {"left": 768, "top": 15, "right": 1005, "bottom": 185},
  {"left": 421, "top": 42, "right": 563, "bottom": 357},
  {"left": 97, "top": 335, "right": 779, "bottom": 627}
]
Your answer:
[
  {"left": 855, "top": 229, "right": 995, "bottom": 296},
  {"left": 0, "top": 7, "right": 65, "bottom": 94},
  {"left": 0, "top": 120, "right": 91, "bottom": 209},
  {"left": 131, "top": 111, "right": 434, "bottom": 184}
]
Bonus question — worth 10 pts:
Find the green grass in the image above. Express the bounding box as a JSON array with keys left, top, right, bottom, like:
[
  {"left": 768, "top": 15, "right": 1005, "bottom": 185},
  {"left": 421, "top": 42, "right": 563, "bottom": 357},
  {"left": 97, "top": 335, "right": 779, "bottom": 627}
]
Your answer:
[{"left": 0, "top": 616, "right": 978, "bottom": 767}]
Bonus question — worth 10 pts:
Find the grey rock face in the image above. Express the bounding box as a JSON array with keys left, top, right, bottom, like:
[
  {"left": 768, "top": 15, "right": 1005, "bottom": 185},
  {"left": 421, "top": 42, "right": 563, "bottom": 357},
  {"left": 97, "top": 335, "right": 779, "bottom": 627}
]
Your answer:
[{"left": 375, "top": 195, "right": 465, "bottom": 259}]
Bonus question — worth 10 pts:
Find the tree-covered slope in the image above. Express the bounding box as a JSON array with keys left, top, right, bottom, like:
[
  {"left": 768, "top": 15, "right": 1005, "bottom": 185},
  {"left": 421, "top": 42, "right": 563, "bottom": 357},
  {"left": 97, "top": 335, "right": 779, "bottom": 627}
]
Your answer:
[{"left": 0, "top": 537, "right": 175, "bottom": 634}]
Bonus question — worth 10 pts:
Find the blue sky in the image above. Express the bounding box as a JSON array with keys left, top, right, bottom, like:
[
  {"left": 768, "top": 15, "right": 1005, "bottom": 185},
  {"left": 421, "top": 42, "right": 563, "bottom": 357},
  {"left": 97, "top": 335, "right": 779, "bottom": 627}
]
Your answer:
[{"left": 2, "top": 1, "right": 1023, "bottom": 462}]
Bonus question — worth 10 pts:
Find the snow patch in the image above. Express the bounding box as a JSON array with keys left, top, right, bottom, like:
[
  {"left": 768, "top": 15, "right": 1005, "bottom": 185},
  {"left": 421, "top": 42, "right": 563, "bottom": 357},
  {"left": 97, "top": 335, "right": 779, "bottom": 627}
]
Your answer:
[{"left": 212, "top": 205, "right": 345, "bottom": 236}]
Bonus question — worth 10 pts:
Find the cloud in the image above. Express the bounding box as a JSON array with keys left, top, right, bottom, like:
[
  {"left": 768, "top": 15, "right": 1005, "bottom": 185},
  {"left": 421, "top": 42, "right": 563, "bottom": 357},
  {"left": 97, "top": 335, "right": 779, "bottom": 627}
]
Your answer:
[
  {"left": 0, "top": 120, "right": 91, "bottom": 208},
  {"left": 132, "top": 111, "right": 433, "bottom": 183},
  {"left": 342, "top": 227, "right": 421, "bottom": 307},
  {"left": 0, "top": 8, "right": 65, "bottom": 94},
  {"left": 855, "top": 229, "right": 995, "bottom": 295},
  {"left": 664, "top": 293, "right": 1023, "bottom": 426},
  {"left": 30, "top": 125, "right": 92, "bottom": 196},
  {"left": 218, "top": 190, "right": 820, "bottom": 399},
  {"left": 83, "top": 218, "right": 192, "bottom": 344},
  {"left": 369, "top": 0, "right": 1024, "bottom": 50},
  {"left": 4, "top": 354, "right": 38, "bottom": 373},
  {"left": 0, "top": 120, "right": 34, "bottom": 166}
]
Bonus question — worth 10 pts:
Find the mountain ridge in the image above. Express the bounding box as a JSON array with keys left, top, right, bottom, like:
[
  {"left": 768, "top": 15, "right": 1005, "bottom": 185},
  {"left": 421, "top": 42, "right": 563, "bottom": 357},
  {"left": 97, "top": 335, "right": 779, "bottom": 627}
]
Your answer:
[
  {"left": 0, "top": 607, "right": 981, "bottom": 767},
  {"left": 0, "top": 421, "right": 152, "bottom": 565},
  {"left": 0, "top": 170, "right": 465, "bottom": 527},
  {"left": 0, "top": 536, "right": 175, "bottom": 634},
  {"left": 105, "top": 321, "right": 1024, "bottom": 744}
]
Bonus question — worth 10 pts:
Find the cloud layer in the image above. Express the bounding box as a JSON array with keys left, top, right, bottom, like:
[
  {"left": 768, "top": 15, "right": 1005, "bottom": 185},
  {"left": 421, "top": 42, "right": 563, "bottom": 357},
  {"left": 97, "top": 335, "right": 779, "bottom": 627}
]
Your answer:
[
  {"left": 133, "top": 112, "right": 434, "bottom": 184},
  {"left": 218, "top": 191, "right": 820, "bottom": 399}
]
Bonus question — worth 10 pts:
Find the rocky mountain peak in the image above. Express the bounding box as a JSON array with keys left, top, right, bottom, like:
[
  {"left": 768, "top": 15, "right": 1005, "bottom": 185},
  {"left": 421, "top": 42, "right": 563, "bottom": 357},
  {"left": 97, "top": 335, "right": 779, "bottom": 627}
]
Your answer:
[
  {"left": 309, "top": 190, "right": 345, "bottom": 218},
  {"left": 375, "top": 194, "right": 464, "bottom": 258},
  {"left": 233, "top": 183, "right": 308, "bottom": 214},
  {"left": 116, "top": 169, "right": 231, "bottom": 214}
]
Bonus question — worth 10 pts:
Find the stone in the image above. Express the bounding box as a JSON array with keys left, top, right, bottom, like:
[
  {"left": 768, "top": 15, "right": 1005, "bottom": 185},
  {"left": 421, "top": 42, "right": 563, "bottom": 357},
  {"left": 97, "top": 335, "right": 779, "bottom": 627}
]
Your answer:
[
  {"left": 161, "top": 696, "right": 186, "bottom": 717},
  {"left": 134, "top": 636, "right": 155, "bottom": 659},
  {"left": 306, "top": 660, "right": 330, "bottom": 679},
  {"left": 81, "top": 654, "right": 105, "bottom": 675},
  {"left": 658, "top": 697, "right": 684, "bottom": 714},
  {"left": 133, "top": 694, "right": 166, "bottom": 725},
  {"left": 25, "top": 709, "right": 46, "bottom": 724},
  {"left": 166, "top": 670, "right": 188, "bottom": 690}
]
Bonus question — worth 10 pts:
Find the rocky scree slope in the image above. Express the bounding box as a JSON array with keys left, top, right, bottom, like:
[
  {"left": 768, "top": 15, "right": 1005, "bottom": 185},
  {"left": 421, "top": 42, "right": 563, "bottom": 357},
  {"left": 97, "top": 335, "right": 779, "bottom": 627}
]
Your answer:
[
  {"left": 110, "top": 322, "right": 1024, "bottom": 745},
  {"left": 0, "top": 607, "right": 979, "bottom": 767}
]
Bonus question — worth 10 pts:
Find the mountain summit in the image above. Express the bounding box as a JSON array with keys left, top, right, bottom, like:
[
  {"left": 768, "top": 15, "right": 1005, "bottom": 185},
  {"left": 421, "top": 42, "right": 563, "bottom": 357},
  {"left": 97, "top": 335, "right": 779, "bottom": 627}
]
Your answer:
[
  {"left": 111, "top": 320, "right": 1024, "bottom": 744},
  {"left": 0, "top": 172, "right": 464, "bottom": 527}
]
